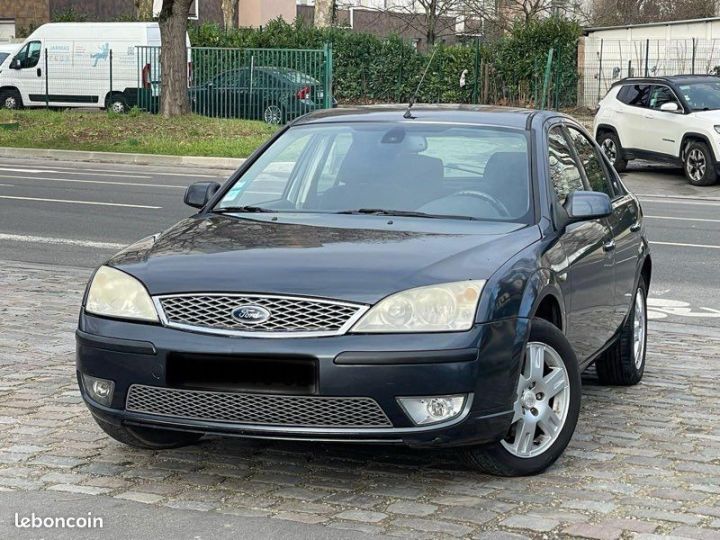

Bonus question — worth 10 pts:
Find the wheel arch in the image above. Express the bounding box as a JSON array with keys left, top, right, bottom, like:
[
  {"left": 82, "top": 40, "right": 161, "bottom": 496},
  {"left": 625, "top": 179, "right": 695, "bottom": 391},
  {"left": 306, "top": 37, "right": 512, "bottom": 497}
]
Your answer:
[
  {"left": 680, "top": 132, "right": 716, "bottom": 161},
  {"left": 595, "top": 123, "right": 619, "bottom": 143},
  {"left": 518, "top": 269, "right": 567, "bottom": 333},
  {"left": 104, "top": 91, "right": 128, "bottom": 107}
]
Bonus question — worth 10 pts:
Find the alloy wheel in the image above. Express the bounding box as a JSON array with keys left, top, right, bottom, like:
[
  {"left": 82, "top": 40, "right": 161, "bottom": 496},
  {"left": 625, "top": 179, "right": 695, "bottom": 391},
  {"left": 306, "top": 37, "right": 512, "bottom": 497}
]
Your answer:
[
  {"left": 4, "top": 96, "right": 17, "bottom": 109},
  {"left": 686, "top": 149, "right": 706, "bottom": 182},
  {"left": 601, "top": 138, "right": 617, "bottom": 164},
  {"left": 110, "top": 101, "right": 126, "bottom": 114},
  {"left": 501, "top": 342, "right": 571, "bottom": 459},
  {"left": 633, "top": 288, "right": 646, "bottom": 369},
  {"left": 264, "top": 105, "right": 282, "bottom": 125}
]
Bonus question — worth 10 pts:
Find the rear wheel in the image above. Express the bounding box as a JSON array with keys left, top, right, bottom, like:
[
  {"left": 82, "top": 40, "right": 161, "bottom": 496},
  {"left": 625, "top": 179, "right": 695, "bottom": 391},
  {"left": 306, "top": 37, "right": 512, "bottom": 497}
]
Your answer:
[
  {"left": 106, "top": 93, "right": 128, "bottom": 114},
  {"left": 595, "top": 276, "right": 647, "bottom": 386},
  {"left": 683, "top": 141, "right": 717, "bottom": 186},
  {"left": 92, "top": 413, "right": 202, "bottom": 449},
  {"left": 0, "top": 89, "right": 22, "bottom": 110},
  {"left": 598, "top": 131, "right": 627, "bottom": 172},
  {"left": 462, "top": 319, "right": 581, "bottom": 476}
]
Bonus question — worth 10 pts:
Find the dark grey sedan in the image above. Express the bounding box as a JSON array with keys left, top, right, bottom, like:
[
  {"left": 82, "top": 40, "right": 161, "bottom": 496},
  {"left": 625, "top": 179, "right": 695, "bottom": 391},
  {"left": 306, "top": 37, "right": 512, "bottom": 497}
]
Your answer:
[{"left": 76, "top": 106, "right": 651, "bottom": 476}]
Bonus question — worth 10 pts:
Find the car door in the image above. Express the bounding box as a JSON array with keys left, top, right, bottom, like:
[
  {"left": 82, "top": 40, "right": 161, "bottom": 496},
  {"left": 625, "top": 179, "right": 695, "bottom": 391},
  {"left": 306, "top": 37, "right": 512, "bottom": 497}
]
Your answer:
[
  {"left": 548, "top": 124, "right": 616, "bottom": 361},
  {"left": 616, "top": 84, "right": 652, "bottom": 151},
  {"left": 643, "top": 84, "right": 686, "bottom": 158},
  {"left": 10, "top": 40, "right": 44, "bottom": 105},
  {"left": 566, "top": 125, "right": 640, "bottom": 335}
]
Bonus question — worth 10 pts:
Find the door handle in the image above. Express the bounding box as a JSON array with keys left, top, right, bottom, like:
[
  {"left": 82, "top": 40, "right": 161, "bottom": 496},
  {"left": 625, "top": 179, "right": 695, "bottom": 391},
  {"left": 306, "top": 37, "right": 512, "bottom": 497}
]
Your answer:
[
  {"left": 630, "top": 222, "right": 641, "bottom": 232},
  {"left": 603, "top": 240, "right": 616, "bottom": 252},
  {"left": 36, "top": 68, "right": 41, "bottom": 77}
]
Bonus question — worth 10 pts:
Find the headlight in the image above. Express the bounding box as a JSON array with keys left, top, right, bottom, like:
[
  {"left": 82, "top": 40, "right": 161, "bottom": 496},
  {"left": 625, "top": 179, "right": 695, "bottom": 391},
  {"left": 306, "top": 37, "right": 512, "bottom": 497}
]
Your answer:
[
  {"left": 85, "top": 266, "right": 158, "bottom": 322},
  {"left": 351, "top": 281, "right": 485, "bottom": 333}
]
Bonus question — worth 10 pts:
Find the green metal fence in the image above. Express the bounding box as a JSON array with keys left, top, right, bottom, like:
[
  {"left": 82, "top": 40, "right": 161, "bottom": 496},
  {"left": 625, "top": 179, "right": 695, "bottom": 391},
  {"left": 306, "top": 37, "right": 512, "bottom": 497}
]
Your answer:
[{"left": 136, "top": 44, "right": 334, "bottom": 124}]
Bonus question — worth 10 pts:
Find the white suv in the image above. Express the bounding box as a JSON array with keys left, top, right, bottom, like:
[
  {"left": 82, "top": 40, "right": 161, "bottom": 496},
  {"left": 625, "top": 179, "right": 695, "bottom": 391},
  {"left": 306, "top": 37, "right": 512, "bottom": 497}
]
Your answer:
[{"left": 594, "top": 75, "right": 720, "bottom": 186}]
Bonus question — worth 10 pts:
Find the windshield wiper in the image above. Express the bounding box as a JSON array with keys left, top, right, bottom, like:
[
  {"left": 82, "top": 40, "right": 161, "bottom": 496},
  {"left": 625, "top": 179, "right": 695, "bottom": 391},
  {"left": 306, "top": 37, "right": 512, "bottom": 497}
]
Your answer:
[
  {"left": 335, "top": 208, "right": 476, "bottom": 220},
  {"left": 212, "top": 206, "right": 276, "bottom": 214}
]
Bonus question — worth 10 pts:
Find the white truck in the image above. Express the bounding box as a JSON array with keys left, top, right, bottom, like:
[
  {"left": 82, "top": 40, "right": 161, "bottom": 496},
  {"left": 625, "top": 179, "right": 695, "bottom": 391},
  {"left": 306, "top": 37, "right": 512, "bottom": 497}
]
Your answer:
[{"left": 0, "top": 22, "right": 191, "bottom": 112}]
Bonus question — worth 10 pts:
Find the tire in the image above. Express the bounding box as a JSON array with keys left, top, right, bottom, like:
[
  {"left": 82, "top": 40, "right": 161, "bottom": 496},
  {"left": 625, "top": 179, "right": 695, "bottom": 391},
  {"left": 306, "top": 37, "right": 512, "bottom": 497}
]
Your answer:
[
  {"left": 0, "top": 89, "right": 22, "bottom": 110},
  {"left": 683, "top": 141, "right": 717, "bottom": 186},
  {"left": 263, "top": 103, "right": 285, "bottom": 125},
  {"left": 462, "top": 319, "right": 581, "bottom": 476},
  {"left": 595, "top": 276, "right": 647, "bottom": 386},
  {"left": 92, "top": 413, "right": 202, "bottom": 450},
  {"left": 106, "top": 93, "right": 129, "bottom": 114},
  {"left": 598, "top": 131, "right": 627, "bottom": 172}
]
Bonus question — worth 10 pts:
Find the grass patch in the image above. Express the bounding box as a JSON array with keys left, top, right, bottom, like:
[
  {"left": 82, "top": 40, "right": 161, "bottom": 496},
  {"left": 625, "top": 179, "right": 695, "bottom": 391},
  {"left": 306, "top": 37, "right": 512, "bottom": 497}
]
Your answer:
[{"left": 0, "top": 109, "right": 278, "bottom": 158}]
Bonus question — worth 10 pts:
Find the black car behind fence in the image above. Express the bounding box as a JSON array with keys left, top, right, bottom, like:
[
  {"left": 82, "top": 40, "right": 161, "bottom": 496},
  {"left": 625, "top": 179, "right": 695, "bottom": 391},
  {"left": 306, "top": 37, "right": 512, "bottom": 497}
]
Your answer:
[{"left": 136, "top": 45, "right": 334, "bottom": 124}]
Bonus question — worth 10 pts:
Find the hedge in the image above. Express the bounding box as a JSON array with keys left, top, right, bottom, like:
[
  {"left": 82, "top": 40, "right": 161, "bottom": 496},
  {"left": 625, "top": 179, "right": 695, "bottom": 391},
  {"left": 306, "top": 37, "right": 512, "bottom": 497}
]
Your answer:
[{"left": 188, "top": 17, "right": 582, "bottom": 107}]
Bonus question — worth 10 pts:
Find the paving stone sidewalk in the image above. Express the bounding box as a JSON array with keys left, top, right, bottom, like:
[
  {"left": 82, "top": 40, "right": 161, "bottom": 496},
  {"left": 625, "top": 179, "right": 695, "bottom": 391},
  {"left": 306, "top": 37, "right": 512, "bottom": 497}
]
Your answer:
[{"left": 1, "top": 260, "right": 720, "bottom": 540}]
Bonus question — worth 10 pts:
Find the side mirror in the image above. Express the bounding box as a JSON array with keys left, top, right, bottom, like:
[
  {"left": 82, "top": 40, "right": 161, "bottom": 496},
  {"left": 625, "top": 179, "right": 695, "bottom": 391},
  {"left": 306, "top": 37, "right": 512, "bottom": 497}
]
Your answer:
[
  {"left": 564, "top": 191, "right": 612, "bottom": 224},
  {"left": 660, "top": 101, "right": 680, "bottom": 113},
  {"left": 9, "top": 58, "right": 21, "bottom": 70},
  {"left": 184, "top": 181, "right": 220, "bottom": 209}
]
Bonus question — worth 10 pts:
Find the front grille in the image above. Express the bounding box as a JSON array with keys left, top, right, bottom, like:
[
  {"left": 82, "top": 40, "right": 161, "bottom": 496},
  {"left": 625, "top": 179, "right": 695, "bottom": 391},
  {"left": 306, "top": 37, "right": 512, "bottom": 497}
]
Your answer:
[
  {"left": 126, "top": 385, "right": 393, "bottom": 428},
  {"left": 156, "top": 294, "right": 367, "bottom": 337}
]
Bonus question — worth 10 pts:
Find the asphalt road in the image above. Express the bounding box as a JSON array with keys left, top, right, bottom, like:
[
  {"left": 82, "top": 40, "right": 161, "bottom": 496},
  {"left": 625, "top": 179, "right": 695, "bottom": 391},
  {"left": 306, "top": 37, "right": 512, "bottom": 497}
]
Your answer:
[{"left": 0, "top": 156, "right": 718, "bottom": 329}]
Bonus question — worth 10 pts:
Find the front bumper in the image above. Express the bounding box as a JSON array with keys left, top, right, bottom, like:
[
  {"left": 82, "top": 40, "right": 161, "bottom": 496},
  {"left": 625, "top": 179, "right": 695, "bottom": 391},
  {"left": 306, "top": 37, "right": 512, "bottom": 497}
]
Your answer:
[{"left": 76, "top": 313, "right": 529, "bottom": 448}]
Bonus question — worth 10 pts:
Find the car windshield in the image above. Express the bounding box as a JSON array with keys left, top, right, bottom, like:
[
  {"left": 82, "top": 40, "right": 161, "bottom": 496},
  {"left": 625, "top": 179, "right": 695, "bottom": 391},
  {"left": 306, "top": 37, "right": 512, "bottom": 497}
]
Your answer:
[
  {"left": 215, "top": 122, "right": 532, "bottom": 222},
  {"left": 678, "top": 81, "right": 720, "bottom": 111}
]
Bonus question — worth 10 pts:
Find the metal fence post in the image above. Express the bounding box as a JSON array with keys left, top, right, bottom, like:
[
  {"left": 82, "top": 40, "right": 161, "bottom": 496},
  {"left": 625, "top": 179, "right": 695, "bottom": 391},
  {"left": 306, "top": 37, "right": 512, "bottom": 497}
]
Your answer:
[
  {"left": 597, "top": 39, "right": 603, "bottom": 106},
  {"left": 645, "top": 38, "right": 650, "bottom": 77},
  {"left": 628, "top": 60, "right": 632, "bottom": 78},
  {"left": 323, "top": 42, "right": 333, "bottom": 109},
  {"left": 540, "top": 48, "right": 554, "bottom": 110},
  {"left": 109, "top": 49, "right": 113, "bottom": 109},
  {"left": 692, "top": 38, "right": 697, "bottom": 75},
  {"left": 472, "top": 38, "right": 480, "bottom": 105},
  {"left": 44, "top": 48, "right": 48, "bottom": 109}
]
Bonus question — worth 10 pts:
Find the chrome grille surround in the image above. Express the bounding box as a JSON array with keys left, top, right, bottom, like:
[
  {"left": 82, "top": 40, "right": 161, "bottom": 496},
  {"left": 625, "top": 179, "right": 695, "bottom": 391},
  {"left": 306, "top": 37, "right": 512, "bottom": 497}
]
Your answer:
[
  {"left": 153, "top": 293, "right": 369, "bottom": 338},
  {"left": 125, "top": 385, "right": 393, "bottom": 428}
]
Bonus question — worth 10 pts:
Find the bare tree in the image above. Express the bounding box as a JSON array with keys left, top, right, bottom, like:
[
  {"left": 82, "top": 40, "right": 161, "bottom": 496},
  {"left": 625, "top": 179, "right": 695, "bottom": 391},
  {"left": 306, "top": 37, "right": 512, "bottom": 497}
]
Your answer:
[
  {"left": 466, "top": 0, "right": 579, "bottom": 33},
  {"left": 315, "top": 0, "right": 335, "bottom": 27},
  {"left": 135, "top": 0, "right": 154, "bottom": 20},
  {"left": 158, "top": 0, "right": 193, "bottom": 117},
  {"left": 221, "top": 0, "right": 238, "bottom": 30},
  {"left": 378, "top": 0, "right": 464, "bottom": 47},
  {"left": 588, "top": 0, "right": 717, "bottom": 26}
]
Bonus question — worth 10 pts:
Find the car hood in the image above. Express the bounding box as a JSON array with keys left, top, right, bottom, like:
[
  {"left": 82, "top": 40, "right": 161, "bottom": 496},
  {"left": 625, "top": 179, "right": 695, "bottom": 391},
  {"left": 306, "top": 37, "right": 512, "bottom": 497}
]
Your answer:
[
  {"left": 690, "top": 109, "right": 720, "bottom": 121},
  {"left": 108, "top": 214, "right": 541, "bottom": 304}
]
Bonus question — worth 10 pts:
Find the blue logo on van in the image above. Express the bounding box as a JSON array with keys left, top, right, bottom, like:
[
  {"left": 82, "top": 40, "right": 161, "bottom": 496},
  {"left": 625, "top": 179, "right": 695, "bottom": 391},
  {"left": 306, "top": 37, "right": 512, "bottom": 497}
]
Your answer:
[{"left": 91, "top": 43, "right": 109, "bottom": 67}]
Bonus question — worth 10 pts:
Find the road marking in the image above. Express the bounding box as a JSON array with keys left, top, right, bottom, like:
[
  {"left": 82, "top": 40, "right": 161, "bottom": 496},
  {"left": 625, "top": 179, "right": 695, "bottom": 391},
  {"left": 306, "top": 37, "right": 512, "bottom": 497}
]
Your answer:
[
  {"left": 645, "top": 215, "right": 720, "bottom": 223},
  {"left": 0, "top": 174, "right": 185, "bottom": 189},
  {"left": 0, "top": 195, "right": 161, "bottom": 209},
  {"left": 0, "top": 233, "right": 125, "bottom": 250},
  {"left": 0, "top": 167, "right": 59, "bottom": 174},
  {"left": 650, "top": 240, "right": 720, "bottom": 250},
  {"left": 0, "top": 163, "right": 225, "bottom": 178},
  {"left": 641, "top": 198, "right": 720, "bottom": 207}
]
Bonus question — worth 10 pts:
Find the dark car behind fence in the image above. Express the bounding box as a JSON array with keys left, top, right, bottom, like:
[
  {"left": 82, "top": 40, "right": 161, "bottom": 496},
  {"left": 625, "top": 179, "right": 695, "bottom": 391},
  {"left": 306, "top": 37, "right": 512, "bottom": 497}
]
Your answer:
[{"left": 135, "top": 45, "right": 334, "bottom": 124}]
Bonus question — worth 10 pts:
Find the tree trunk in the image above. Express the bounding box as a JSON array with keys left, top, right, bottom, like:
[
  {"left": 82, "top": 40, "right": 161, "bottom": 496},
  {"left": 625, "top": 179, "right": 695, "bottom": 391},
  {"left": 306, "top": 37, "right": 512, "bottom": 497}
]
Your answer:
[
  {"left": 158, "top": 0, "right": 192, "bottom": 117},
  {"left": 221, "top": 0, "right": 237, "bottom": 30},
  {"left": 314, "top": 0, "right": 334, "bottom": 27}
]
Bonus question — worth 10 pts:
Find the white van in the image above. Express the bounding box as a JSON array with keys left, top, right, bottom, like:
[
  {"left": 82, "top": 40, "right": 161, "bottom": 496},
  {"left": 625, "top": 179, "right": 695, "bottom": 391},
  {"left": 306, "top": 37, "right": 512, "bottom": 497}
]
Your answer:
[{"left": 0, "top": 22, "right": 191, "bottom": 112}]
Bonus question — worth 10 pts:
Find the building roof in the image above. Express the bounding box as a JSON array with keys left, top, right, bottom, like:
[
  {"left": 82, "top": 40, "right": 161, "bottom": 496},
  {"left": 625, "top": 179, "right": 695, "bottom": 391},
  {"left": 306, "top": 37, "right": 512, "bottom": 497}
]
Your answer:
[{"left": 584, "top": 16, "right": 720, "bottom": 35}]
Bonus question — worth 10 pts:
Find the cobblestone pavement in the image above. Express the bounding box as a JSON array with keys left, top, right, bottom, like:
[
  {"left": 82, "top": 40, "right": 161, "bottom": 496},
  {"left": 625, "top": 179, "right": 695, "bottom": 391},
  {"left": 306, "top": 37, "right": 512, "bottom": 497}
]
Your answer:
[{"left": 2, "top": 260, "right": 720, "bottom": 540}]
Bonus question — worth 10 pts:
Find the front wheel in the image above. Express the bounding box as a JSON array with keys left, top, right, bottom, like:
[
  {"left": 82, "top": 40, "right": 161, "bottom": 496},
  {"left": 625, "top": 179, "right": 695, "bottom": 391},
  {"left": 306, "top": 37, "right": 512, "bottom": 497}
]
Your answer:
[
  {"left": 263, "top": 103, "right": 285, "bottom": 125},
  {"left": 0, "top": 89, "right": 22, "bottom": 110},
  {"left": 106, "top": 93, "right": 128, "bottom": 114},
  {"left": 684, "top": 141, "right": 717, "bottom": 186},
  {"left": 462, "top": 319, "right": 581, "bottom": 476}
]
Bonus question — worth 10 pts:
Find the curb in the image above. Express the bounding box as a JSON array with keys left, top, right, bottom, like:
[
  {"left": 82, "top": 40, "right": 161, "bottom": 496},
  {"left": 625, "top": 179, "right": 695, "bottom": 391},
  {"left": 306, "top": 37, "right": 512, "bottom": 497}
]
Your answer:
[{"left": 0, "top": 147, "right": 244, "bottom": 170}]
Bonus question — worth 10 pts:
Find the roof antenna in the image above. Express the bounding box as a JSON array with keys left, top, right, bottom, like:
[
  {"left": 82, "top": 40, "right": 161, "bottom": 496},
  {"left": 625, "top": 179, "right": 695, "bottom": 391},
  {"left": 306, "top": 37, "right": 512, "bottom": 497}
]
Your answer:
[{"left": 404, "top": 46, "right": 438, "bottom": 119}]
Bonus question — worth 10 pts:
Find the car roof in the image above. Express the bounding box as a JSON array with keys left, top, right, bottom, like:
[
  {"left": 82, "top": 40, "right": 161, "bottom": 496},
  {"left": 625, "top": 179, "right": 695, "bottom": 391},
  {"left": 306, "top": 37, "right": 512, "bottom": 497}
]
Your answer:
[
  {"left": 293, "top": 104, "right": 562, "bottom": 129},
  {"left": 612, "top": 75, "right": 720, "bottom": 87}
]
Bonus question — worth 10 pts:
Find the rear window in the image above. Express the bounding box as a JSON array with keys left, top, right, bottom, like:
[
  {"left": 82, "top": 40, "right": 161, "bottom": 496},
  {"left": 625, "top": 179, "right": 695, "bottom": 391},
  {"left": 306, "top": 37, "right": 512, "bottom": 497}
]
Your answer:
[{"left": 617, "top": 85, "right": 651, "bottom": 107}]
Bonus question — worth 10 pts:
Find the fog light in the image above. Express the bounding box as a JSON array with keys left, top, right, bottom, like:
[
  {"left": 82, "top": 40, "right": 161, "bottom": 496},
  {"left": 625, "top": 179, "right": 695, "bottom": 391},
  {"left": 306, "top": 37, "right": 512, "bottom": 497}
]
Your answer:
[
  {"left": 397, "top": 394, "right": 467, "bottom": 426},
  {"left": 82, "top": 374, "right": 115, "bottom": 406}
]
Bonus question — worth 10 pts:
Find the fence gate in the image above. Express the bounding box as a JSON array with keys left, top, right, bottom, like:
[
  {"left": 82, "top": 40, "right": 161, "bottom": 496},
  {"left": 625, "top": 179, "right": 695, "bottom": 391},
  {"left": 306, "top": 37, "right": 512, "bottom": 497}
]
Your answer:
[{"left": 136, "top": 45, "right": 333, "bottom": 123}]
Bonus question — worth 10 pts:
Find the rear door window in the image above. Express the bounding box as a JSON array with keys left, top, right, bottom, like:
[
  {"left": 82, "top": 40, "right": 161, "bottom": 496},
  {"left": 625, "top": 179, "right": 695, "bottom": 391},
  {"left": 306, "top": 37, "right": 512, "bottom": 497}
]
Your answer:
[
  {"left": 566, "top": 127, "right": 616, "bottom": 198},
  {"left": 617, "top": 84, "right": 651, "bottom": 108}
]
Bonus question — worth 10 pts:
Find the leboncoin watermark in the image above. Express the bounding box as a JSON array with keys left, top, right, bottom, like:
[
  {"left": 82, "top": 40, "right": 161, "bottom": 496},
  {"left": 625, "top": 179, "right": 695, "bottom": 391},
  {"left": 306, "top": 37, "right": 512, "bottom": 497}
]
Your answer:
[{"left": 15, "top": 512, "right": 103, "bottom": 529}]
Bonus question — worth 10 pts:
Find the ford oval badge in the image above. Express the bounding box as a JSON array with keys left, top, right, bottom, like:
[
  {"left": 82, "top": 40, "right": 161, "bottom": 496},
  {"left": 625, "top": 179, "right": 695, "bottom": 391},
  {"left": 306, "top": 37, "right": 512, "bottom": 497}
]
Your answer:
[{"left": 231, "top": 305, "right": 271, "bottom": 325}]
